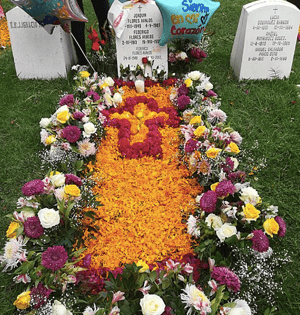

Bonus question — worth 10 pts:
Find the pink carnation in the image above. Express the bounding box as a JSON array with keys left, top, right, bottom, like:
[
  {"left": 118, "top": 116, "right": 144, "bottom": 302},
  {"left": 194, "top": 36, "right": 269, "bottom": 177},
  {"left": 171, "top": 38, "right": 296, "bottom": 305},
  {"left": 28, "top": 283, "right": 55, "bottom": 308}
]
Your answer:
[
  {"left": 251, "top": 229, "right": 269, "bottom": 252},
  {"left": 22, "top": 179, "right": 45, "bottom": 196},
  {"left": 211, "top": 266, "right": 241, "bottom": 292},
  {"left": 62, "top": 125, "right": 81, "bottom": 143},
  {"left": 41, "top": 245, "right": 68, "bottom": 272},
  {"left": 200, "top": 190, "right": 217, "bottom": 213},
  {"left": 23, "top": 216, "right": 44, "bottom": 239}
]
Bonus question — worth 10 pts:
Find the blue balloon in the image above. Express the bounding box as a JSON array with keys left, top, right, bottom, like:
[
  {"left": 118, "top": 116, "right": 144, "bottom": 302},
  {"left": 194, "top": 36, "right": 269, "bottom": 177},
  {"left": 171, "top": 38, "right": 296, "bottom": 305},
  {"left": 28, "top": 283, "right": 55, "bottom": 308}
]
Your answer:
[{"left": 155, "top": 0, "right": 220, "bottom": 46}]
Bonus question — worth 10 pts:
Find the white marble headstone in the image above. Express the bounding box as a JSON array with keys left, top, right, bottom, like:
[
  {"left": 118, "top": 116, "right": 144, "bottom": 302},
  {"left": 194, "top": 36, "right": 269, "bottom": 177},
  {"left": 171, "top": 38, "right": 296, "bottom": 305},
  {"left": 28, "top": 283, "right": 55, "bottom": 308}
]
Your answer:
[
  {"left": 113, "top": 1, "right": 168, "bottom": 78},
  {"left": 231, "top": 0, "right": 300, "bottom": 80},
  {"left": 6, "top": 6, "right": 78, "bottom": 80}
]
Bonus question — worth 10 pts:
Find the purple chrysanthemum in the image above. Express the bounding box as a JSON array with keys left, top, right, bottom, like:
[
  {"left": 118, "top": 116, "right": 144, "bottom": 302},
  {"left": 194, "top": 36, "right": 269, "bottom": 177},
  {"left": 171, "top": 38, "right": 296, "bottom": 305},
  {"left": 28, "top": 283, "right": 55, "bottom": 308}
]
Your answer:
[
  {"left": 177, "top": 95, "right": 191, "bottom": 110},
  {"left": 178, "top": 84, "right": 189, "bottom": 96},
  {"left": 65, "top": 174, "right": 83, "bottom": 187},
  {"left": 62, "top": 125, "right": 81, "bottom": 143},
  {"left": 215, "top": 180, "right": 236, "bottom": 198},
  {"left": 275, "top": 216, "right": 286, "bottom": 237},
  {"left": 59, "top": 94, "right": 74, "bottom": 107},
  {"left": 41, "top": 245, "right": 68, "bottom": 272},
  {"left": 23, "top": 216, "right": 44, "bottom": 239},
  {"left": 73, "top": 111, "right": 85, "bottom": 120},
  {"left": 211, "top": 266, "right": 241, "bottom": 292},
  {"left": 22, "top": 179, "right": 45, "bottom": 196},
  {"left": 87, "top": 90, "right": 100, "bottom": 101},
  {"left": 185, "top": 139, "right": 198, "bottom": 153},
  {"left": 200, "top": 190, "right": 217, "bottom": 213},
  {"left": 30, "top": 283, "right": 53, "bottom": 309},
  {"left": 251, "top": 229, "right": 269, "bottom": 252}
]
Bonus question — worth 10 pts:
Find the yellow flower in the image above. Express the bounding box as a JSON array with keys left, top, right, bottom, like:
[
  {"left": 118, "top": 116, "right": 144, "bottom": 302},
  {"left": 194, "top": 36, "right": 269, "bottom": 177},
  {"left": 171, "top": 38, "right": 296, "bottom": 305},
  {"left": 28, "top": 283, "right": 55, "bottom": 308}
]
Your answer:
[
  {"left": 64, "top": 185, "right": 81, "bottom": 197},
  {"left": 13, "top": 291, "right": 31, "bottom": 310},
  {"left": 45, "top": 135, "right": 57, "bottom": 145},
  {"left": 79, "top": 71, "right": 90, "bottom": 78},
  {"left": 210, "top": 182, "right": 219, "bottom": 191},
  {"left": 136, "top": 260, "right": 149, "bottom": 273},
  {"left": 242, "top": 203, "right": 260, "bottom": 221},
  {"left": 227, "top": 142, "right": 240, "bottom": 154},
  {"left": 189, "top": 116, "right": 202, "bottom": 125},
  {"left": 6, "top": 221, "right": 21, "bottom": 238},
  {"left": 194, "top": 126, "right": 206, "bottom": 138},
  {"left": 263, "top": 218, "right": 279, "bottom": 237},
  {"left": 184, "top": 78, "right": 193, "bottom": 88},
  {"left": 57, "top": 110, "right": 71, "bottom": 124},
  {"left": 206, "top": 147, "right": 222, "bottom": 159}
]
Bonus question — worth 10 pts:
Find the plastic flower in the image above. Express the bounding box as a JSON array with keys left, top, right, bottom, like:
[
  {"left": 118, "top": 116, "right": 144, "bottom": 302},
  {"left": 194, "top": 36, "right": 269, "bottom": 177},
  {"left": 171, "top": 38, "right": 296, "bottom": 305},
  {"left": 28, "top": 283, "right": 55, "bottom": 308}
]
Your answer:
[
  {"left": 211, "top": 266, "right": 241, "bottom": 292},
  {"left": 13, "top": 291, "right": 31, "bottom": 310},
  {"left": 180, "top": 284, "right": 211, "bottom": 315},
  {"left": 41, "top": 245, "right": 68, "bottom": 272},
  {"left": 62, "top": 125, "right": 81, "bottom": 143},
  {"left": 140, "top": 294, "right": 166, "bottom": 315},
  {"left": 251, "top": 229, "right": 269, "bottom": 252},
  {"left": 263, "top": 218, "right": 279, "bottom": 237},
  {"left": 275, "top": 216, "right": 286, "bottom": 237},
  {"left": 23, "top": 216, "right": 44, "bottom": 239},
  {"left": 200, "top": 190, "right": 218, "bottom": 213},
  {"left": 21, "top": 179, "right": 45, "bottom": 196}
]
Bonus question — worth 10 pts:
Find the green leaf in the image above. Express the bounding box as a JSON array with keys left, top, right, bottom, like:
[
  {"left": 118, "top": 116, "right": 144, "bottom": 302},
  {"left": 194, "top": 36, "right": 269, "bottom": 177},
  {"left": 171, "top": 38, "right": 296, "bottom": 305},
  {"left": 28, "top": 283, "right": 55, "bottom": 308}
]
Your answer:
[{"left": 210, "top": 285, "right": 226, "bottom": 315}]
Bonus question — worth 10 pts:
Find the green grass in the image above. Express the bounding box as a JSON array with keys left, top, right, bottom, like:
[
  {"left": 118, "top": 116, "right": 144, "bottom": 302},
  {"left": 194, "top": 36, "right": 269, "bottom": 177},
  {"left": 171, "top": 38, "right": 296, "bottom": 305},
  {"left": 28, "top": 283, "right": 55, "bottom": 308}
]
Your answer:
[{"left": 1, "top": 0, "right": 300, "bottom": 313}]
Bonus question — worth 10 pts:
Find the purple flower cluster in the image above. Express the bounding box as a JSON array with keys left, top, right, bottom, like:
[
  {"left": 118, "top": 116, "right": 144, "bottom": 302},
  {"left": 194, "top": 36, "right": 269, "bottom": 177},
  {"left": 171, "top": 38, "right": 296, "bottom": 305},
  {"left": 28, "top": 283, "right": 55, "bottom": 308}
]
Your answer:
[
  {"left": 177, "top": 95, "right": 190, "bottom": 110},
  {"left": 215, "top": 180, "right": 236, "bottom": 198},
  {"left": 24, "top": 216, "right": 44, "bottom": 239},
  {"left": 59, "top": 94, "right": 74, "bottom": 107},
  {"left": 177, "top": 84, "right": 189, "bottom": 96},
  {"left": 275, "top": 216, "right": 286, "bottom": 237},
  {"left": 87, "top": 90, "right": 100, "bottom": 101},
  {"left": 73, "top": 111, "right": 85, "bottom": 121},
  {"left": 22, "top": 179, "right": 45, "bottom": 196},
  {"left": 200, "top": 190, "right": 217, "bottom": 213},
  {"left": 30, "top": 283, "right": 53, "bottom": 309},
  {"left": 211, "top": 266, "right": 241, "bottom": 292},
  {"left": 185, "top": 139, "right": 198, "bottom": 153},
  {"left": 62, "top": 125, "right": 81, "bottom": 143},
  {"left": 251, "top": 229, "right": 269, "bottom": 252},
  {"left": 65, "top": 174, "right": 83, "bottom": 186},
  {"left": 41, "top": 245, "right": 68, "bottom": 272},
  {"left": 190, "top": 47, "right": 207, "bottom": 62}
]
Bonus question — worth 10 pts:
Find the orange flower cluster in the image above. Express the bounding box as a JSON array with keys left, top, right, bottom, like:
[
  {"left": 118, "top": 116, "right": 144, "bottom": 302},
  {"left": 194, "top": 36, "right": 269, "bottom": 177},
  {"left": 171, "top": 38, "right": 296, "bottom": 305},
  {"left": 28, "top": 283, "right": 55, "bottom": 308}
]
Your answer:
[
  {"left": 80, "top": 85, "right": 203, "bottom": 270},
  {"left": 0, "top": 18, "right": 11, "bottom": 48}
]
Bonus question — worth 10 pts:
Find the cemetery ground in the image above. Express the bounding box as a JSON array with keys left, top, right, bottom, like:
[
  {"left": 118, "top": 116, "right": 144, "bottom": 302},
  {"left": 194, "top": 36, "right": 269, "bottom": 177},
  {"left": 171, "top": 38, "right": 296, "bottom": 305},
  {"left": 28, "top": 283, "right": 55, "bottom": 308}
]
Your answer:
[{"left": 0, "top": 0, "right": 300, "bottom": 314}]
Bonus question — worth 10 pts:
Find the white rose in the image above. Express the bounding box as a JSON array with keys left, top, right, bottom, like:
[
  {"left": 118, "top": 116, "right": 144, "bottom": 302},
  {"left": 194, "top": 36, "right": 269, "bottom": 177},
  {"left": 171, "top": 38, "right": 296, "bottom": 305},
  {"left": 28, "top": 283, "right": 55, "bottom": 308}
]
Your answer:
[
  {"left": 140, "top": 294, "right": 165, "bottom": 315},
  {"left": 82, "top": 116, "right": 89, "bottom": 123},
  {"left": 240, "top": 187, "right": 260, "bottom": 205},
  {"left": 39, "top": 118, "right": 51, "bottom": 128},
  {"left": 204, "top": 82, "right": 213, "bottom": 91},
  {"left": 230, "top": 157, "right": 239, "bottom": 171},
  {"left": 104, "top": 77, "right": 114, "bottom": 87},
  {"left": 188, "top": 70, "right": 201, "bottom": 80},
  {"left": 228, "top": 300, "right": 251, "bottom": 315},
  {"left": 205, "top": 214, "right": 223, "bottom": 230},
  {"left": 38, "top": 208, "right": 60, "bottom": 228},
  {"left": 83, "top": 122, "right": 97, "bottom": 138},
  {"left": 113, "top": 92, "right": 123, "bottom": 104},
  {"left": 52, "top": 300, "right": 72, "bottom": 315},
  {"left": 104, "top": 93, "right": 113, "bottom": 107},
  {"left": 179, "top": 52, "right": 187, "bottom": 60},
  {"left": 216, "top": 223, "right": 237, "bottom": 242},
  {"left": 50, "top": 172, "right": 65, "bottom": 187}
]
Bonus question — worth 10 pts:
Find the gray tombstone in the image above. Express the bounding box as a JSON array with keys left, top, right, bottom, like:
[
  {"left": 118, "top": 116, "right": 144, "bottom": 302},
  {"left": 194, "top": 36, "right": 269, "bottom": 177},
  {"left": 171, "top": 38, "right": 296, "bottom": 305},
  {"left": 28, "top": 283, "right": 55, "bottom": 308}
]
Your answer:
[
  {"left": 231, "top": 0, "right": 300, "bottom": 80},
  {"left": 6, "top": 6, "right": 78, "bottom": 80},
  {"left": 109, "top": 1, "right": 168, "bottom": 78}
]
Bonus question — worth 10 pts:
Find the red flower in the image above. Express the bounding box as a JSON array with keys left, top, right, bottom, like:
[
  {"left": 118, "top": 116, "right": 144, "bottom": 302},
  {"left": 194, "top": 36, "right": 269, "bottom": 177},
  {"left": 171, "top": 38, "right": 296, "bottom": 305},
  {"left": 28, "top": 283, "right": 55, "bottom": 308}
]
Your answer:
[
  {"left": 142, "top": 57, "right": 149, "bottom": 64},
  {"left": 88, "top": 28, "right": 100, "bottom": 51}
]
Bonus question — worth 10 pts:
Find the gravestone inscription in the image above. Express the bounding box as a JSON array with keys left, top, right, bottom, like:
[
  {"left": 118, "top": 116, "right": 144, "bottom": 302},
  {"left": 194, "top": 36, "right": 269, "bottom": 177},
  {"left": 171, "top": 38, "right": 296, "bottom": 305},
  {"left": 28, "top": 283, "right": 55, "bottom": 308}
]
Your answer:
[
  {"left": 6, "top": 6, "right": 78, "bottom": 80},
  {"left": 110, "top": 1, "right": 168, "bottom": 78},
  {"left": 231, "top": 0, "right": 300, "bottom": 80}
]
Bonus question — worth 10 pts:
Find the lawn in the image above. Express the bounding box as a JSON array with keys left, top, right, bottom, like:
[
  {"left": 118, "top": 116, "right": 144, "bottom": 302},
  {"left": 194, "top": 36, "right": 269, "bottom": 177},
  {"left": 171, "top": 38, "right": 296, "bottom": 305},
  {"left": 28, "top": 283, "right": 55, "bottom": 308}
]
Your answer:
[{"left": 0, "top": 0, "right": 300, "bottom": 314}]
